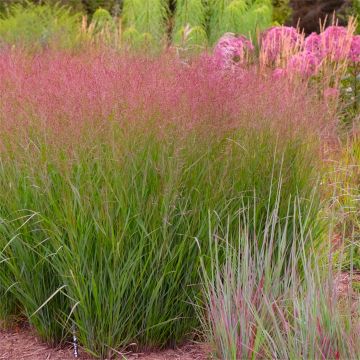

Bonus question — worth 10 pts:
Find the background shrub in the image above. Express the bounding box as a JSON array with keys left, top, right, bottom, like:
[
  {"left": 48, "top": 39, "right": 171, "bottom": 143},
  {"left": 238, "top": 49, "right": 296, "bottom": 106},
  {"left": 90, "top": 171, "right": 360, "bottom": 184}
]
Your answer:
[
  {"left": 207, "top": 0, "right": 273, "bottom": 44},
  {"left": 272, "top": 0, "right": 291, "bottom": 24},
  {"left": 172, "top": 0, "right": 208, "bottom": 49},
  {"left": 90, "top": 7, "right": 115, "bottom": 33},
  {"left": 0, "top": 2, "right": 81, "bottom": 48},
  {"left": 122, "top": 0, "right": 168, "bottom": 49}
]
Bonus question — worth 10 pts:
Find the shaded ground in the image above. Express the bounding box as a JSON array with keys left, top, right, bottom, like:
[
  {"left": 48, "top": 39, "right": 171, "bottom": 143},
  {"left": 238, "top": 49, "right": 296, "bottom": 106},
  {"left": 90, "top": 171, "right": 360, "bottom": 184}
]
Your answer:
[{"left": 0, "top": 327, "right": 210, "bottom": 360}]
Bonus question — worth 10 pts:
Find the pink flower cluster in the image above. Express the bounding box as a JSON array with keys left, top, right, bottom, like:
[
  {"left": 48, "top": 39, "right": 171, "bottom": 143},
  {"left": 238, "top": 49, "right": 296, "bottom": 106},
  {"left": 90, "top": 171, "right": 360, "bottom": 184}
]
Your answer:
[
  {"left": 289, "top": 26, "right": 358, "bottom": 78},
  {"left": 213, "top": 33, "right": 254, "bottom": 70},
  {"left": 286, "top": 52, "right": 319, "bottom": 77},
  {"left": 304, "top": 32, "right": 323, "bottom": 60},
  {"left": 214, "top": 26, "right": 360, "bottom": 78},
  {"left": 260, "top": 26, "right": 300, "bottom": 62},
  {"left": 349, "top": 35, "right": 360, "bottom": 62},
  {"left": 303, "top": 26, "right": 353, "bottom": 63},
  {"left": 322, "top": 26, "right": 352, "bottom": 61}
]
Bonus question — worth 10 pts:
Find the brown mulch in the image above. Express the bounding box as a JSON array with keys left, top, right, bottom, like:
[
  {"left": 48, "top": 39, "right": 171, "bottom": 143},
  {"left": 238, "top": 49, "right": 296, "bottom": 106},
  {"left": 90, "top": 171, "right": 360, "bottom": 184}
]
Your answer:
[
  {"left": 0, "top": 327, "right": 210, "bottom": 360},
  {"left": 0, "top": 327, "right": 74, "bottom": 360},
  {"left": 124, "top": 344, "right": 210, "bottom": 360}
]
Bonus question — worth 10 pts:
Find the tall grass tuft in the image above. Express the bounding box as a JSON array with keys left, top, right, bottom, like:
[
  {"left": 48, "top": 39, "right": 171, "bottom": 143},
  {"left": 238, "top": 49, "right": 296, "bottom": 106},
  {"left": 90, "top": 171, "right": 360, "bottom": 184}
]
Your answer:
[
  {"left": 0, "top": 49, "right": 332, "bottom": 357},
  {"left": 199, "top": 198, "right": 359, "bottom": 359}
]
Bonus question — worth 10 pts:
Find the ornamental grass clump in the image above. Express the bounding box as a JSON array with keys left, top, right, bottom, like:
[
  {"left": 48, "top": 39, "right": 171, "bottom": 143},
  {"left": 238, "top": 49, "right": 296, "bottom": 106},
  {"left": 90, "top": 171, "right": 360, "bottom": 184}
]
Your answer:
[
  {"left": 0, "top": 49, "right": 333, "bottom": 357},
  {"left": 199, "top": 201, "right": 360, "bottom": 359}
]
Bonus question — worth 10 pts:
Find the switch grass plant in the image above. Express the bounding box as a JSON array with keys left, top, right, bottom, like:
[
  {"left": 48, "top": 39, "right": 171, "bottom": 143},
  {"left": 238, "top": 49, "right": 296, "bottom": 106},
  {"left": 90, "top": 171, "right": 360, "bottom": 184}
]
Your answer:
[
  {"left": 200, "top": 202, "right": 360, "bottom": 359},
  {"left": 0, "top": 49, "right": 333, "bottom": 357}
]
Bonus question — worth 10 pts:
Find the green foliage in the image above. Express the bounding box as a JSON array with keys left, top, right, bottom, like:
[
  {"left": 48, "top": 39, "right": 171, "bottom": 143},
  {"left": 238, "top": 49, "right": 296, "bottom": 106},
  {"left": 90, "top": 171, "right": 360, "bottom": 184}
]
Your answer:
[
  {"left": 324, "top": 135, "right": 359, "bottom": 272},
  {"left": 0, "top": 1, "right": 19, "bottom": 14},
  {"left": 272, "top": 0, "right": 291, "bottom": 24},
  {"left": 0, "top": 214, "right": 69, "bottom": 344},
  {"left": 91, "top": 7, "right": 115, "bottom": 33},
  {"left": 208, "top": 0, "right": 273, "bottom": 44},
  {"left": 82, "top": 0, "right": 117, "bottom": 14},
  {"left": 47, "top": 0, "right": 86, "bottom": 13},
  {"left": 172, "top": 0, "right": 208, "bottom": 48},
  {"left": 122, "top": 0, "right": 168, "bottom": 49},
  {"left": 0, "top": 2, "right": 81, "bottom": 48},
  {"left": 353, "top": 0, "right": 360, "bottom": 33},
  {"left": 338, "top": 137, "right": 360, "bottom": 270},
  {"left": 0, "top": 0, "right": 275, "bottom": 49},
  {"left": 0, "top": 120, "right": 321, "bottom": 356},
  {"left": 0, "top": 1, "right": 86, "bottom": 14}
]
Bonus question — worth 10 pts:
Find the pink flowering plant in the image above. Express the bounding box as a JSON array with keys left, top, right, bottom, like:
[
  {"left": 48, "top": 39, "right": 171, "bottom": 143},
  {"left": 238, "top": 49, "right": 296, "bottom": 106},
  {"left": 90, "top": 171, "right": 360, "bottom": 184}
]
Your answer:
[
  {"left": 213, "top": 33, "right": 254, "bottom": 70},
  {"left": 340, "top": 34, "right": 360, "bottom": 121},
  {"left": 212, "top": 19, "right": 360, "bottom": 123},
  {"left": 260, "top": 26, "right": 302, "bottom": 67}
]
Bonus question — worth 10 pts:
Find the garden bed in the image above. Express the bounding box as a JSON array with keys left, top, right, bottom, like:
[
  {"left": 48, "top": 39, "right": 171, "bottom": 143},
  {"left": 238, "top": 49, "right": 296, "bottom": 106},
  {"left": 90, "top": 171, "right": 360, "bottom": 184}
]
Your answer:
[{"left": 0, "top": 328, "right": 209, "bottom": 360}]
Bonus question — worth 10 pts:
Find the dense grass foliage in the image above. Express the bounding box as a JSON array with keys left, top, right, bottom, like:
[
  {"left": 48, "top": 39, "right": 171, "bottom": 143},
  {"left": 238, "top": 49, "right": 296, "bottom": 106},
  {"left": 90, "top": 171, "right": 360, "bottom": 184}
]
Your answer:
[
  {"left": 0, "top": 2, "right": 81, "bottom": 48},
  {"left": 0, "top": 49, "right": 331, "bottom": 357},
  {"left": 0, "top": 4, "right": 358, "bottom": 360},
  {"left": 200, "top": 208, "right": 360, "bottom": 359}
]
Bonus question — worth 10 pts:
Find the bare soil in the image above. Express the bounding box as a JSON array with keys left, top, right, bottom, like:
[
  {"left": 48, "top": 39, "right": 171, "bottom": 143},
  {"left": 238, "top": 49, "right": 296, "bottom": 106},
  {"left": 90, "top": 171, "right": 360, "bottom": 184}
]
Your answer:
[
  {"left": 0, "top": 327, "right": 210, "bottom": 360},
  {"left": 0, "top": 327, "right": 74, "bottom": 360}
]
